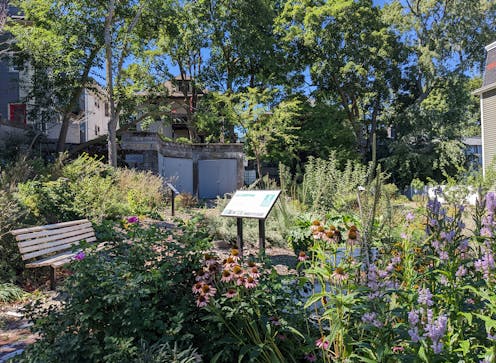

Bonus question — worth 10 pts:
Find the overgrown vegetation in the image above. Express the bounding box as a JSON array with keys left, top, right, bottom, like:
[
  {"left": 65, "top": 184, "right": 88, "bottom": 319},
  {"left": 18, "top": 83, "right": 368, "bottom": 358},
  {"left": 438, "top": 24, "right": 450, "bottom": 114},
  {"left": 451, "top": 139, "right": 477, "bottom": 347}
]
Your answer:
[{"left": 0, "top": 153, "right": 167, "bottom": 284}]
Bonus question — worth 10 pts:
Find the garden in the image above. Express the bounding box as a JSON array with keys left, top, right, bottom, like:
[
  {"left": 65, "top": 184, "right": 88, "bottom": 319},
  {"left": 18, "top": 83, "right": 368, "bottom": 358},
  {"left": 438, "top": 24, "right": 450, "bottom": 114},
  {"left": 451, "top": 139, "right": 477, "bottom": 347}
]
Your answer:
[{"left": 1, "top": 153, "right": 496, "bottom": 363}]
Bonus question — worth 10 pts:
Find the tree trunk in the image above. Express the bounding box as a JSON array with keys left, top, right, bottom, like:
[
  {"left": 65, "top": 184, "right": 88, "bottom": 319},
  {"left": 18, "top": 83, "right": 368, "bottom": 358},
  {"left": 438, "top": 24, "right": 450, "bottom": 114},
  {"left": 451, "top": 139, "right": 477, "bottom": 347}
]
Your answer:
[{"left": 105, "top": 0, "right": 117, "bottom": 167}]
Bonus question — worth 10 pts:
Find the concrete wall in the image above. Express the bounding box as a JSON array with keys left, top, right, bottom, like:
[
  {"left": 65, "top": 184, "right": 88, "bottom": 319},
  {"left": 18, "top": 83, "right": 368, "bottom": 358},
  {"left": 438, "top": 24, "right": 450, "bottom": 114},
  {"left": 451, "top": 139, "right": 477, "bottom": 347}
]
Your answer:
[
  {"left": 0, "top": 121, "right": 29, "bottom": 148},
  {"left": 121, "top": 132, "right": 244, "bottom": 198}
]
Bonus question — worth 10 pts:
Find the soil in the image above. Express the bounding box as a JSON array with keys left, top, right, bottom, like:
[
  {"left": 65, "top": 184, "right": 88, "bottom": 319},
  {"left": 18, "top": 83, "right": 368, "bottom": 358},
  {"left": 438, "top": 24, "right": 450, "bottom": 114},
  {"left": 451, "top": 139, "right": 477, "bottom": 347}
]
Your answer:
[{"left": 0, "top": 217, "right": 297, "bottom": 362}]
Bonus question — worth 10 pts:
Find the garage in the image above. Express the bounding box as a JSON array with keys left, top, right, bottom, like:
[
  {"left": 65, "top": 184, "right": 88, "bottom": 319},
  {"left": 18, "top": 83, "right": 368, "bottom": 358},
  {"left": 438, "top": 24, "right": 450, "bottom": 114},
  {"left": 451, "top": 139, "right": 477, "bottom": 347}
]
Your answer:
[
  {"left": 158, "top": 155, "right": 193, "bottom": 194},
  {"left": 198, "top": 159, "right": 237, "bottom": 199}
]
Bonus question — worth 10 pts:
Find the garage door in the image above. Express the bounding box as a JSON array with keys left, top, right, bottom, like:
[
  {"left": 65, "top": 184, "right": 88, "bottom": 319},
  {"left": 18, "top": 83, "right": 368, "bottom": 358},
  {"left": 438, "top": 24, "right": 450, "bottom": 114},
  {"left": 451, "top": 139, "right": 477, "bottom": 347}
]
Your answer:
[
  {"left": 158, "top": 155, "right": 193, "bottom": 194},
  {"left": 198, "top": 159, "right": 237, "bottom": 199}
]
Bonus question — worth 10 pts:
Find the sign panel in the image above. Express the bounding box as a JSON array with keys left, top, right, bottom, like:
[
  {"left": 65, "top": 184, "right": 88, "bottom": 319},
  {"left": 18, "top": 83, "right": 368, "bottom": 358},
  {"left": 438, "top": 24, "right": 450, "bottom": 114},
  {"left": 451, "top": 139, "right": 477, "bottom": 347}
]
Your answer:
[
  {"left": 221, "top": 190, "right": 281, "bottom": 219},
  {"left": 166, "top": 182, "right": 179, "bottom": 195}
]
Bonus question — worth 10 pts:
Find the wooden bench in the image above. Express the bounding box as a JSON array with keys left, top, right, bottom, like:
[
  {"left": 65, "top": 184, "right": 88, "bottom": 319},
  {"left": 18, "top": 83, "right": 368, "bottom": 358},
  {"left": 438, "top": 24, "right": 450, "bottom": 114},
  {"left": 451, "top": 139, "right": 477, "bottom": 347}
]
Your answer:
[{"left": 11, "top": 219, "right": 97, "bottom": 289}]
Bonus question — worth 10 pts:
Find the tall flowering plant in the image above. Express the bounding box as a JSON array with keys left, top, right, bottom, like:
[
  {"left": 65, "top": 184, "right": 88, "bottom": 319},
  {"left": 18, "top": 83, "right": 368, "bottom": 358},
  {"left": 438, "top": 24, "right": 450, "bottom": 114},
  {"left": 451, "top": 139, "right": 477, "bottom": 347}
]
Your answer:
[{"left": 192, "top": 249, "right": 312, "bottom": 363}]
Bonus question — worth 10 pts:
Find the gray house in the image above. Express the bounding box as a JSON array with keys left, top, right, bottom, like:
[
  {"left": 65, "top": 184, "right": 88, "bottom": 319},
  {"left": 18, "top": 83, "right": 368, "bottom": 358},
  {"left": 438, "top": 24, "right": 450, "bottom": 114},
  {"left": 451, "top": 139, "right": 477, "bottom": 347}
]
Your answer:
[{"left": 474, "top": 41, "right": 496, "bottom": 175}]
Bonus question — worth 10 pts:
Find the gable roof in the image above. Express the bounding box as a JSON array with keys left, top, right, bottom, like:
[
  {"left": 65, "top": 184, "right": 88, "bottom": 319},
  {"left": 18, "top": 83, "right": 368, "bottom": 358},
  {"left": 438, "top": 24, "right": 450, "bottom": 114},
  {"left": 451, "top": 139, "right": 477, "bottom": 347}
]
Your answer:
[{"left": 473, "top": 41, "right": 496, "bottom": 95}]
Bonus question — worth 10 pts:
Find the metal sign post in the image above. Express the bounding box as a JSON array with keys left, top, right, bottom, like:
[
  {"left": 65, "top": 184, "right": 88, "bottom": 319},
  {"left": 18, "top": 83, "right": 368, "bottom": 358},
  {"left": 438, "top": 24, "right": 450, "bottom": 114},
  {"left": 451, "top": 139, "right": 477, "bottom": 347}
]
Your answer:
[
  {"left": 237, "top": 217, "right": 243, "bottom": 256},
  {"left": 221, "top": 190, "right": 280, "bottom": 259},
  {"left": 166, "top": 182, "right": 179, "bottom": 217}
]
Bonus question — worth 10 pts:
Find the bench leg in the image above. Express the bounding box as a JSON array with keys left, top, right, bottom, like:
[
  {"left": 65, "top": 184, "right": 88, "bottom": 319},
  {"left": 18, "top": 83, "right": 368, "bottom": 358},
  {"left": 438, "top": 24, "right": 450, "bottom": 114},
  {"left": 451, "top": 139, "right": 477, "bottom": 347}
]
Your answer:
[{"left": 50, "top": 267, "right": 57, "bottom": 290}]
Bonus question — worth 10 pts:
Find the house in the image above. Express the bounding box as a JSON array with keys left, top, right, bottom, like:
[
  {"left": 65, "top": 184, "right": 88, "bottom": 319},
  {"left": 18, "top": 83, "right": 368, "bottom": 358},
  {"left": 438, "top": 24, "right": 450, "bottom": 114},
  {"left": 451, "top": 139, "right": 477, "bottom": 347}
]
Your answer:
[
  {"left": 0, "top": 5, "right": 111, "bottom": 146},
  {"left": 473, "top": 41, "right": 496, "bottom": 175},
  {"left": 136, "top": 76, "right": 205, "bottom": 141},
  {"left": 44, "top": 84, "right": 111, "bottom": 144},
  {"left": 463, "top": 136, "right": 483, "bottom": 170}
]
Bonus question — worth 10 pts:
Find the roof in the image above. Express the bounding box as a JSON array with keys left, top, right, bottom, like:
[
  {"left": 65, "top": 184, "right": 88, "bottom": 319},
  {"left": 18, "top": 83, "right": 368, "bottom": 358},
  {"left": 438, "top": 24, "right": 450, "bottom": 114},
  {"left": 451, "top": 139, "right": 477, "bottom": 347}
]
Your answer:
[
  {"left": 474, "top": 41, "right": 496, "bottom": 95},
  {"left": 462, "top": 136, "right": 482, "bottom": 146}
]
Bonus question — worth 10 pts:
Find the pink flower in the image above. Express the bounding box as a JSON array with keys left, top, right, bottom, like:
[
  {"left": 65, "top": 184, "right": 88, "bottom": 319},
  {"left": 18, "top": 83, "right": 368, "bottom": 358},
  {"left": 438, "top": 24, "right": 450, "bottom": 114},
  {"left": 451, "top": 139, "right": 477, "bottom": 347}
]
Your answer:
[
  {"left": 200, "top": 284, "right": 216, "bottom": 297},
  {"left": 74, "top": 251, "right": 86, "bottom": 261},
  {"left": 236, "top": 277, "right": 246, "bottom": 286},
  {"left": 225, "top": 288, "right": 237, "bottom": 298},
  {"left": 331, "top": 267, "right": 348, "bottom": 284},
  {"left": 127, "top": 216, "right": 139, "bottom": 224},
  {"left": 230, "top": 248, "right": 241, "bottom": 262},
  {"left": 392, "top": 346, "right": 404, "bottom": 353},
  {"left": 192, "top": 282, "right": 203, "bottom": 294},
  {"left": 244, "top": 276, "right": 258, "bottom": 289},
  {"left": 298, "top": 251, "right": 309, "bottom": 262},
  {"left": 195, "top": 269, "right": 209, "bottom": 282},
  {"left": 249, "top": 266, "right": 260, "bottom": 278},
  {"left": 196, "top": 294, "right": 209, "bottom": 307},
  {"left": 315, "top": 336, "right": 330, "bottom": 350},
  {"left": 221, "top": 269, "right": 234, "bottom": 282}
]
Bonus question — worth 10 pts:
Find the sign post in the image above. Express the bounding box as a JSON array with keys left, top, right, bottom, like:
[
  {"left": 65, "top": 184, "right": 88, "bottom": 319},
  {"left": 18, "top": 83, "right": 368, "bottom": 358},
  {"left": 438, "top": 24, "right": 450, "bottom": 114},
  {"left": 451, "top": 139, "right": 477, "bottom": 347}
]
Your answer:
[
  {"left": 166, "top": 182, "right": 179, "bottom": 216},
  {"left": 221, "top": 190, "right": 281, "bottom": 258}
]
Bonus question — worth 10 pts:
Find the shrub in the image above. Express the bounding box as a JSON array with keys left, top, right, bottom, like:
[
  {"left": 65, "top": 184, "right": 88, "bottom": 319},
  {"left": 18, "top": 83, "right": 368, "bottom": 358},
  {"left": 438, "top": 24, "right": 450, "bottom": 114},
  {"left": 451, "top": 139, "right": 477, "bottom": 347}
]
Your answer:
[
  {"left": 15, "top": 154, "right": 167, "bottom": 223},
  {"left": 18, "top": 223, "right": 207, "bottom": 362}
]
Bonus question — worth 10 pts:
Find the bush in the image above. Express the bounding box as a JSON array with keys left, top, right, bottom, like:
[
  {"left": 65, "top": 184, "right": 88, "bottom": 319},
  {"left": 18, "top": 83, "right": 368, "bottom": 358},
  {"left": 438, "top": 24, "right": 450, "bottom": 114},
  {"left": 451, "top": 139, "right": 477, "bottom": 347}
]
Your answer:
[
  {"left": 19, "top": 223, "right": 207, "bottom": 362},
  {"left": 15, "top": 154, "right": 167, "bottom": 223}
]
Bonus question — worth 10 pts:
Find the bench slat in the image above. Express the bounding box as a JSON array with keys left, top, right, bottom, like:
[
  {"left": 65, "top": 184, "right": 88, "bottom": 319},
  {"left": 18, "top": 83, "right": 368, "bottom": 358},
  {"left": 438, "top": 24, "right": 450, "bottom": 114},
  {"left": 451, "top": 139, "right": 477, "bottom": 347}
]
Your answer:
[
  {"left": 18, "top": 226, "right": 95, "bottom": 248},
  {"left": 22, "top": 235, "right": 96, "bottom": 261},
  {"left": 11, "top": 219, "right": 90, "bottom": 236},
  {"left": 25, "top": 251, "right": 77, "bottom": 268},
  {"left": 15, "top": 222, "right": 93, "bottom": 242},
  {"left": 19, "top": 230, "right": 96, "bottom": 254}
]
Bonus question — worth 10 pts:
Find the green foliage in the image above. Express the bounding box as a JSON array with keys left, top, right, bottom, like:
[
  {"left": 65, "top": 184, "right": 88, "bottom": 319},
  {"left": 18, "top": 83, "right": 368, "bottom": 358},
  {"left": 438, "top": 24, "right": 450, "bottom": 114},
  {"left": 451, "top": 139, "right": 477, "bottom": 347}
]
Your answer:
[
  {"left": 15, "top": 154, "right": 165, "bottom": 223},
  {"left": 18, "top": 223, "right": 207, "bottom": 362},
  {"left": 193, "top": 250, "right": 312, "bottom": 362},
  {"left": 299, "top": 154, "right": 368, "bottom": 213},
  {"left": 0, "top": 282, "right": 25, "bottom": 303}
]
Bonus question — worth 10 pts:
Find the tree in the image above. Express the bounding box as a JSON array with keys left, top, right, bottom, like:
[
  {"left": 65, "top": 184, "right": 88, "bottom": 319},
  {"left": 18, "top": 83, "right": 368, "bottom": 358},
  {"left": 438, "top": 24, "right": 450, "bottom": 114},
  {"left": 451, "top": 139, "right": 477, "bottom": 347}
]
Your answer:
[
  {"left": 277, "top": 0, "right": 403, "bottom": 163},
  {"left": 381, "top": 0, "right": 496, "bottom": 185},
  {"left": 8, "top": 0, "right": 106, "bottom": 152},
  {"left": 156, "top": 0, "right": 207, "bottom": 142},
  {"left": 234, "top": 87, "right": 301, "bottom": 178}
]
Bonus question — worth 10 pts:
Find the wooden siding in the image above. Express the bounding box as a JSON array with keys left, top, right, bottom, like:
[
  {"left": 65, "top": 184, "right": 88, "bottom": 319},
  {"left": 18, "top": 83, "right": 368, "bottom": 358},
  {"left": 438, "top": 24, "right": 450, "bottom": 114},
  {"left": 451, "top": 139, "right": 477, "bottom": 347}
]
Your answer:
[{"left": 482, "top": 88, "right": 496, "bottom": 173}]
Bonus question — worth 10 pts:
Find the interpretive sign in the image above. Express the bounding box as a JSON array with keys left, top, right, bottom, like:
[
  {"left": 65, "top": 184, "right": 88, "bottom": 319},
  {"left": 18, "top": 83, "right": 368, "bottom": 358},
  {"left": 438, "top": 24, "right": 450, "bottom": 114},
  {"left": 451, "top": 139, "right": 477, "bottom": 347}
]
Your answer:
[
  {"left": 221, "top": 190, "right": 281, "bottom": 219},
  {"left": 221, "top": 190, "right": 281, "bottom": 258}
]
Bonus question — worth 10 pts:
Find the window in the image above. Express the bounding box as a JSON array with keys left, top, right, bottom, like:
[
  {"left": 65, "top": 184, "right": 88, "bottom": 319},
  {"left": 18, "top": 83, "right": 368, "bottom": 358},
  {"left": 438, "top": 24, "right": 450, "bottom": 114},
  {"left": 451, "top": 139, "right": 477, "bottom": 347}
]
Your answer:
[
  {"left": 104, "top": 102, "right": 109, "bottom": 116},
  {"left": 8, "top": 103, "right": 26, "bottom": 124}
]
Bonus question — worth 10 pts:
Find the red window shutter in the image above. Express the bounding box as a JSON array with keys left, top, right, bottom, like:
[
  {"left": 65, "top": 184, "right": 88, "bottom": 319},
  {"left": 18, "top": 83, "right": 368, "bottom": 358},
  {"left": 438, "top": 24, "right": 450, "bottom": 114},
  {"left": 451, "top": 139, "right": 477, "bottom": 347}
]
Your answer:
[{"left": 8, "top": 103, "right": 27, "bottom": 124}]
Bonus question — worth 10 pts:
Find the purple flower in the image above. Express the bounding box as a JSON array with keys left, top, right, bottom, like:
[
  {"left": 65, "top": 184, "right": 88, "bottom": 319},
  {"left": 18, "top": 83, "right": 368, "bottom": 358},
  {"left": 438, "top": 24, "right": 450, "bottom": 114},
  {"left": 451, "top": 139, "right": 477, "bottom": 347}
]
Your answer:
[
  {"left": 408, "top": 327, "right": 420, "bottom": 342},
  {"left": 418, "top": 288, "right": 434, "bottom": 306},
  {"left": 439, "top": 275, "right": 449, "bottom": 286},
  {"left": 74, "top": 251, "right": 86, "bottom": 261},
  {"left": 362, "top": 312, "right": 383, "bottom": 327},
  {"left": 304, "top": 353, "right": 317, "bottom": 362},
  {"left": 424, "top": 311, "right": 447, "bottom": 354},
  {"left": 406, "top": 212, "right": 415, "bottom": 222},
  {"left": 429, "top": 219, "right": 438, "bottom": 227},
  {"left": 486, "top": 192, "right": 496, "bottom": 215},
  {"left": 127, "top": 216, "right": 139, "bottom": 224},
  {"left": 408, "top": 310, "right": 420, "bottom": 326},
  {"left": 475, "top": 250, "right": 495, "bottom": 280},
  {"left": 438, "top": 251, "right": 448, "bottom": 261},
  {"left": 455, "top": 265, "right": 467, "bottom": 278},
  {"left": 487, "top": 333, "right": 496, "bottom": 341}
]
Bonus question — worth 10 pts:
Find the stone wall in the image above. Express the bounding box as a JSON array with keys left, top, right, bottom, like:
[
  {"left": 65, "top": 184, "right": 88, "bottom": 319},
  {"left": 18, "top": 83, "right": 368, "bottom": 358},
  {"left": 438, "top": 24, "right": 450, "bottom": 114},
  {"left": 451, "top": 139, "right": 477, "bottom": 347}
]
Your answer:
[{"left": 121, "top": 132, "right": 245, "bottom": 197}]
